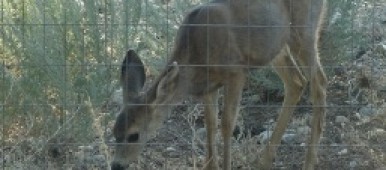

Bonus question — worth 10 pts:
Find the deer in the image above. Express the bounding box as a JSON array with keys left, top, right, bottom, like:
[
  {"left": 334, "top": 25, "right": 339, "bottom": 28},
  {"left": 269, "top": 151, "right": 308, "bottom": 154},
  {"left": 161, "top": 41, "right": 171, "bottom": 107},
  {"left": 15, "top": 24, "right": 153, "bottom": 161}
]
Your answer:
[{"left": 111, "top": 0, "right": 327, "bottom": 170}]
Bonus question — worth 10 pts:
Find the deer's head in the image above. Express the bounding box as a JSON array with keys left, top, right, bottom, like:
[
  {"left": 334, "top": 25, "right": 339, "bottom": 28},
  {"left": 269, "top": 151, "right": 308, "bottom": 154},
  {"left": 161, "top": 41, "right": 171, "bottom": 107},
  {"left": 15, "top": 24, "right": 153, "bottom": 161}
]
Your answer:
[{"left": 111, "top": 50, "right": 179, "bottom": 169}]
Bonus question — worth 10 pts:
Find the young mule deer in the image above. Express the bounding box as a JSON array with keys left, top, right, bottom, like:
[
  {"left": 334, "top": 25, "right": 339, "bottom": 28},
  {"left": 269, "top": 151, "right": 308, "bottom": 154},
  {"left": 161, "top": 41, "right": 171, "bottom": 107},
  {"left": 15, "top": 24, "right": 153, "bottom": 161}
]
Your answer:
[{"left": 111, "top": 0, "right": 327, "bottom": 169}]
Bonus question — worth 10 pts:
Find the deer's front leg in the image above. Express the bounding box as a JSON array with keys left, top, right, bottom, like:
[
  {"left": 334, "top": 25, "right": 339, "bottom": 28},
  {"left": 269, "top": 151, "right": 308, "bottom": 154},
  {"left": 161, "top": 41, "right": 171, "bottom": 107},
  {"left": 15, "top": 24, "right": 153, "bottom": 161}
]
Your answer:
[
  {"left": 203, "top": 91, "right": 220, "bottom": 170},
  {"left": 221, "top": 73, "right": 245, "bottom": 170}
]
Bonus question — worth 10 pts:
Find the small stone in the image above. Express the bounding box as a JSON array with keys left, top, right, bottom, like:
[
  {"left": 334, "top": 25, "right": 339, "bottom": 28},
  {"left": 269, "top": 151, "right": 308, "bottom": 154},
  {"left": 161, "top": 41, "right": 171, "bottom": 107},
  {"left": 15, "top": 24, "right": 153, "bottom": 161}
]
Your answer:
[
  {"left": 93, "top": 155, "right": 106, "bottom": 162},
  {"left": 75, "top": 151, "right": 85, "bottom": 160},
  {"left": 165, "top": 146, "right": 179, "bottom": 158},
  {"left": 335, "top": 116, "right": 349, "bottom": 124},
  {"left": 282, "top": 134, "right": 296, "bottom": 143},
  {"left": 375, "top": 128, "right": 385, "bottom": 133},
  {"left": 359, "top": 105, "right": 376, "bottom": 116},
  {"left": 338, "top": 148, "right": 348, "bottom": 155},
  {"left": 196, "top": 128, "right": 207, "bottom": 143},
  {"left": 353, "top": 112, "right": 361, "bottom": 120},
  {"left": 330, "top": 143, "right": 339, "bottom": 147},
  {"left": 4, "top": 154, "right": 11, "bottom": 163},
  {"left": 78, "top": 145, "right": 93, "bottom": 151},
  {"left": 166, "top": 146, "right": 176, "bottom": 152},
  {"left": 258, "top": 131, "right": 272, "bottom": 144},
  {"left": 297, "top": 126, "right": 311, "bottom": 135},
  {"left": 248, "top": 94, "right": 261, "bottom": 103},
  {"left": 349, "top": 160, "right": 357, "bottom": 168}
]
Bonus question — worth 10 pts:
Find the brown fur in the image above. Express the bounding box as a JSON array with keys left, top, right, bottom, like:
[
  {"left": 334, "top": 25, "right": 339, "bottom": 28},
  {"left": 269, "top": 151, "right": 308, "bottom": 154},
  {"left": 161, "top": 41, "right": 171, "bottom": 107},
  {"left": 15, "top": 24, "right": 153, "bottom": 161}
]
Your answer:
[{"left": 112, "top": 0, "right": 327, "bottom": 170}]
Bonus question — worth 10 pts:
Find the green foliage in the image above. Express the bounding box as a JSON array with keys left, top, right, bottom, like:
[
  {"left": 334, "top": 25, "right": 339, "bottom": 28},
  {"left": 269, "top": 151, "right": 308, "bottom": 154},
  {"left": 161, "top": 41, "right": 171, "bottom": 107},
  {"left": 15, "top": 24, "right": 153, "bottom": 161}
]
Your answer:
[
  {"left": 322, "top": 0, "right": 378, "bottom": 65},
  {"left": 249, "top": 68, "right": 284, "bottom": 100},
  {"left": 0, "top": 0, "right": 205, "bottom": 145}
]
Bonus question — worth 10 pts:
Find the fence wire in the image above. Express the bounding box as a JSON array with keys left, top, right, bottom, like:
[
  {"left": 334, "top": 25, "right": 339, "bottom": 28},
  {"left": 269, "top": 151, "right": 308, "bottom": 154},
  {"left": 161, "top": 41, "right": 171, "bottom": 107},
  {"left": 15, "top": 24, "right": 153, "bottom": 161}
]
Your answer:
[{"left": 1, "top": 0, "right": 386, "bottom": 169}]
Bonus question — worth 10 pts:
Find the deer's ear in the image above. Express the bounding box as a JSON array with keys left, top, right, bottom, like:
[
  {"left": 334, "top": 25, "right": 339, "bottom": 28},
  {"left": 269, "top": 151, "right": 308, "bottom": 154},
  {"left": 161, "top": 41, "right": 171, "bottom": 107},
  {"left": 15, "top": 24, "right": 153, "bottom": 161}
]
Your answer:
[
  {"left": 121, "top": 50, "right": 146, "bottom": 103},
  {"left": 155, "top": 62, "right": 179, "bottom": 103}
]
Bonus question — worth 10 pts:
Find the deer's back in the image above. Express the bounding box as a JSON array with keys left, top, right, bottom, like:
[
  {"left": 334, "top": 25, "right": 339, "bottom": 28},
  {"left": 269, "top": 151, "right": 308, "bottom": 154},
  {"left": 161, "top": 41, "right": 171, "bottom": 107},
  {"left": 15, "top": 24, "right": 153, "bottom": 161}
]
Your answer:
[{"left": 170, "top": 0, "right": 325, "bottom": 96}]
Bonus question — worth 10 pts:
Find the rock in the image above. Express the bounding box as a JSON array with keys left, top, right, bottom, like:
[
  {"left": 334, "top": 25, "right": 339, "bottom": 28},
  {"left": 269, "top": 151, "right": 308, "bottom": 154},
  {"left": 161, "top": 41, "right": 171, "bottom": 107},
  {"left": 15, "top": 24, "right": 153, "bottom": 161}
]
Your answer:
[
  {"left": 165, "top": 146, "right": 180, "bottom": 158},
  {"left": 112, "top": 89, "right": 123, "bottom": 105},
  {"left": 282, "top": 134, "right": 296, "bottom": 144},
  {"left": 375, "top": 128, "right": 385, "bottom": 133},
  {"left": 248, "top": 94, "right": 261, "bottom": 104},
  {"left": 359, "top": 105, "right": 377, "bottom": 116},
  {"left": 196, "top": 128, "right": 207, "bottom": 144},
  {"left": 257, "top": 131, "right": 272, "bottom": 144},
  {"left": 78, "top": 145, "right": 93, "bottom": 152},
  {"left": 353, "top": 112, "right": 361, "bottom": 120},
  {"left": 349, "top": 160, "right": 357, "bottom": 169},
  {"left": 92, "top": 154, "right": 107, "bottom": 164},
  {"left": 338, "top": 148, "right": 348, "bottom": 155},
  {"left": 3, "top": 154, "right": 11, "bottom": 164},
  {"left": 335, "top": 116, "right": 349, "bottom": 124},
  {"left": 166, "top": 146, "right": 176, "bottom": 152},
  {"left": 297, "top": 126, "right": 311, "bottom": 135}
]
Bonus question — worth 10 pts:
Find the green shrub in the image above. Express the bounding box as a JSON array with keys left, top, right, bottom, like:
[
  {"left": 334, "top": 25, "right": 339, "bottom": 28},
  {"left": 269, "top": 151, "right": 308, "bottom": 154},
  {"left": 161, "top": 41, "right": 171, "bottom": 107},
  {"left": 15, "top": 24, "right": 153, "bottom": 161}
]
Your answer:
[{"left": 0, "top": 0, "right": 205, "bottom": 146}]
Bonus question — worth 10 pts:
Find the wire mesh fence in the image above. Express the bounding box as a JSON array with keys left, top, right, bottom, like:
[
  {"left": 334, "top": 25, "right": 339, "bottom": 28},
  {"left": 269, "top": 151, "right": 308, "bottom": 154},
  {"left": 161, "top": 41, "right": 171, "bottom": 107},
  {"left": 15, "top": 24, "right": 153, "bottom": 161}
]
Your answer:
[{"left": 1, "top": 0, "right": 386, "bottom": 169}]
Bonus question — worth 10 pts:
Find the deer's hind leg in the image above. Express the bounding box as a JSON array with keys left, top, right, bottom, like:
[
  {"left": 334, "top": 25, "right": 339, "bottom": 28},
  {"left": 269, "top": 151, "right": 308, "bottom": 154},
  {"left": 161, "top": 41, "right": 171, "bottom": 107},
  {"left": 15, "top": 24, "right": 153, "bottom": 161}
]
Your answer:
[
  {"left": 258, "top": 46, "right": 308, "bottom": 170},
  {"left": 291, "top": 36, "right": 328, "bottom": 170}
]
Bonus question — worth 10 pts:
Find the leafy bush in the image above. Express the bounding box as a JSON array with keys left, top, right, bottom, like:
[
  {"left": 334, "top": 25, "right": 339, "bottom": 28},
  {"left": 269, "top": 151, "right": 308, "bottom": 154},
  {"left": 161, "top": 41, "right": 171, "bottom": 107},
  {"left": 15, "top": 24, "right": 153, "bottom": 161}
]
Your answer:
[
  {"left": 0, "top": 0, "right": 201, "bottom": 145},
  {"left": 322, "top": 0, "right": 380, "bottom": 65}
]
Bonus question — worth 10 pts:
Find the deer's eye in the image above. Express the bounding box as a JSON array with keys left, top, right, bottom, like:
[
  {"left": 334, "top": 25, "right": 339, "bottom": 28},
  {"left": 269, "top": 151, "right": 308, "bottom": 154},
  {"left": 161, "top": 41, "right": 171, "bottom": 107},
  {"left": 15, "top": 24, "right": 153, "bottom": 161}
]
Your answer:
[{"left": 127, "top": 133, "right": 139, "bottom": 143}]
